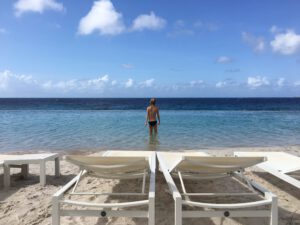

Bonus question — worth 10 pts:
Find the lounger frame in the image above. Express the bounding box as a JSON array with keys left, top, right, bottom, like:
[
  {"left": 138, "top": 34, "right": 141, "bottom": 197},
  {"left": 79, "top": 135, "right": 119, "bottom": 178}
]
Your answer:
[
  {"left": 157, "top": 153, "right": 278, "bottom": 225},
  {"left": 52, "top": 152, "right": 156, "bottom": 225},
  {"left": 235, "top": 151, "right": 300, "bottom": 189}
]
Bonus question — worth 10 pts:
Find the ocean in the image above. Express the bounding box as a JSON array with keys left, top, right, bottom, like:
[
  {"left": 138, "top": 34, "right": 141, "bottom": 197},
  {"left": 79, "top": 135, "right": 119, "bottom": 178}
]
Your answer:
[{"left": 0, "top": 98, "right": 300, "bottom": 152}]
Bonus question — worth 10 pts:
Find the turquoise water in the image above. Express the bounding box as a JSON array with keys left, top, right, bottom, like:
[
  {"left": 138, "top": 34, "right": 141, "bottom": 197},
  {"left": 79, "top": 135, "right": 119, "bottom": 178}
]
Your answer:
[{"left": 1, "top": 110, "right": 300, "bottom": 152}]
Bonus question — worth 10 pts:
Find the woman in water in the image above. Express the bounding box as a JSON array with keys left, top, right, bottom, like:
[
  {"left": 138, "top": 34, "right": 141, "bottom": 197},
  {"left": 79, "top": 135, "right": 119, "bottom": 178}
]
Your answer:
[{"left": 145, "top": 98, "right": 160, "bottom": 135}]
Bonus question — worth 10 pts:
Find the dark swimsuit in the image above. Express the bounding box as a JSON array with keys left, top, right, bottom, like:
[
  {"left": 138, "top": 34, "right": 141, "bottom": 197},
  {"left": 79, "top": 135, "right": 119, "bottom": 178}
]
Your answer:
[{"left": 148, "top": 121, "right": 157, "bottom": 127}]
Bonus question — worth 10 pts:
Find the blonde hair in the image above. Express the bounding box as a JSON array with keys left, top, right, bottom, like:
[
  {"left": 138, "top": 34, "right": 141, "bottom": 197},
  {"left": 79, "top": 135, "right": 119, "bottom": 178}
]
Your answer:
[{"left": 150, "top": 98, "right": 156, "bottom": 105}]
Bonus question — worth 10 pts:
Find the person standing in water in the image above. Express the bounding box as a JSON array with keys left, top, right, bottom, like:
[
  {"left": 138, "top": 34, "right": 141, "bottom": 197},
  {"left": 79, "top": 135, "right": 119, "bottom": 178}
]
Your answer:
[{"left": 145, "top": 98, "right": 160, "bottom": 135}]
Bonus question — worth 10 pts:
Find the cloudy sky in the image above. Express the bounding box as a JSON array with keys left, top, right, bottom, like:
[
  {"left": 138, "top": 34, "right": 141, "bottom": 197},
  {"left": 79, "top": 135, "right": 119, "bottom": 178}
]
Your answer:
[{"left": 0, "top": 0, "right": 300, "bottom": 97}]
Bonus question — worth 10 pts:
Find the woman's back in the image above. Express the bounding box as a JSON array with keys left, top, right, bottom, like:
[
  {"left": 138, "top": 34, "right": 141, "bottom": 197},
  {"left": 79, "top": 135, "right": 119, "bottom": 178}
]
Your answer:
[{"left": 148, "top": 105, "right": 158, "bottom": 121}]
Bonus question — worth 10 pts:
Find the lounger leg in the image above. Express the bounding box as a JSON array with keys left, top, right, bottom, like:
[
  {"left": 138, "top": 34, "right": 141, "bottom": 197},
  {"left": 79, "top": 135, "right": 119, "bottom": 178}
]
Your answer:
[
  {"left": 21, "top": 164, "right": 29, "bottom": 179},
  {"left": 52, "top": 196, "right": 60, "bottom": 225},
  {"left": 54, "top": 157, "right": 60, "bottom": 177},
  {"left": 175, "top": 196, "right": 182, "bottom": 225},
  {"left": 40, "top": 161, "right": 46, "bottom": 186},
  {"left": 270, "top": 195, "right": 278, "bottom": 225},
  {"left": 149, "top": 196, "right": 155, "bottom": 225},
  {"left": 4, "top": 164, "right": 10, "bottom": 188}
]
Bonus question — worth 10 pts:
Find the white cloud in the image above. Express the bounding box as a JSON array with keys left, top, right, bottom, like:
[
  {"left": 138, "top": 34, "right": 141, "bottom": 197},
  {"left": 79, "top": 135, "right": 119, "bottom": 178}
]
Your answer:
[
  {"left": 216, "top": 56, "right": 233, "bottom": 64},
  {"left": 86, "top": 74, "right": 109, "bottom": 88},
  {"left": 204, "top": 23, "right": 219, "bottom": 31},
  {"left": 294, "top": 80, "right": 300, "bottom": 86},
  {"left": 194, "top": 21, "right": 203, "bottom": 28},
  {"left": 43, "top": 75, "right": 110, "bottom": 92},
  {"left": 167, "top": 20, "right": 194, "bottom": 37},
  {"left": 140, "top": 78, "right": 154, "bottom": 87},
  {"left": 247, "top": 76, "right": 269, "bottom": 89},
  {"left": 3, "top": 70, "right": 299, "bottom": 97},
  {"left": 276, "top": 78, "right": 285, "bottom": 87},
  {"left": 125, "top": 78, "right": 134, "bottom": 88},
  {"left": 78, "top": 0, "right": 125, "bottom": 36},
  {"left": 0, "top": 28, "right": 8, "bottom": 34},
  {"left": 242, "top": 32, "right": 265, "bottom": 52},
  {"left": 121, "top": 64, "right": 134, "bottom": 69},
  {"left": 270, "top": 25, "right": 281, "bottom": 33},
  {"left": 131, "top": 11, "right": 166, "bottom": 31},
  {"left": 270, "top": 30, "right": 300, "bottom": 55},
  {"left": 216, "top": 81, "right": 226, "bottom": 88},
  {"left": 14, "top": 0, "right": 64, "bottom": 17},
  {"left": 190, "top": 80, "right": 204, "bottom": 87},
  {"left": 215, "top": 79, "right": 236, "bottom": 88},
  {"left": 1, "top": 71, "right": 161, "bottom": 95},
  {"left": 0, "top": 70, "right": 11, "bottom": 89},
  {"left": 0, "top": 70, "right": 37, "bottom": 92},
  {"left": 41, "top": 81, "right": 53, "bottom": 89},
  {"left": 194, "top": 20, "right": 219, "bottom": 31},
  {"left": 55, "top": 79, "right": 78, "bottom": 91},
  {"left": 175, "top": 20, "right": 185, "bottom": 27}
]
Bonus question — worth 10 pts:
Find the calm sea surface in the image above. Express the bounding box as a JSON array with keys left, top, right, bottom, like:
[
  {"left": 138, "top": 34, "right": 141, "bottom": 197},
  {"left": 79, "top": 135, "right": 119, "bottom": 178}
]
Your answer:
[{"left": 1, "top": 98, "right": 300, "bottom": 152}]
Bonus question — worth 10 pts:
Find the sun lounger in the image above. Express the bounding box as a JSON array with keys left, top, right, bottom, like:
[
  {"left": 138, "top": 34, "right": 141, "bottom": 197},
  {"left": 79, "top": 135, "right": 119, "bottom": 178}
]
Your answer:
[
  {"left": 52, "top": 151, "right": 156, "bottom": 225},
  {"left": 234, "top": 151, "right": 300, "bottom": 189},
  {"left": 0, "top": 153, "right": 60, "bottom": 188},
  {"left": 157, "top": 151, "right": 278, "bottom": 225}
]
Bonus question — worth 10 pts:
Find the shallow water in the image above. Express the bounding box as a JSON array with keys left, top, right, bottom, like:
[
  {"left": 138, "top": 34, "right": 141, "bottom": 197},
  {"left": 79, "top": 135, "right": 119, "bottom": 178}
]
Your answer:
[{"left": 1, "top": 110, "right": 300, "bottom": 151}]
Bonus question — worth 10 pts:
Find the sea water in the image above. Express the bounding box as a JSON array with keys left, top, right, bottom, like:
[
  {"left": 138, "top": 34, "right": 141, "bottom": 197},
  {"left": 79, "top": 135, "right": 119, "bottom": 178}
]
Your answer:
[{"left": 0, "top": 98, "right": 300, "bottom": 152}]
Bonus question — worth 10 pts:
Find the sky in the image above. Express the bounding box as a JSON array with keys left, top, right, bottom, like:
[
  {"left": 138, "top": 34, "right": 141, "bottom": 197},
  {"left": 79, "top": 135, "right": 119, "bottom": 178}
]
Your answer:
[{"left": 0, "top": 0, "right": 300, "bottom": 97}]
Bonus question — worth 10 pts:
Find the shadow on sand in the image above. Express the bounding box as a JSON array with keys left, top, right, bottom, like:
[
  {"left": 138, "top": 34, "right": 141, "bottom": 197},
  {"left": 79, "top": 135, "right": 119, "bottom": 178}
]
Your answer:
[
  {"left": 96, "top": 171, "right": 300, "bottom": 225},
  {"left": 0, "top": 171, "right": 75, "bottom": 201}
]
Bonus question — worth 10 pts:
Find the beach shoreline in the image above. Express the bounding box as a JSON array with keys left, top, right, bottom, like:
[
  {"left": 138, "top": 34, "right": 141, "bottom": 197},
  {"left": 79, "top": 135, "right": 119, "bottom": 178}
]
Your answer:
[
  {"left": 2, "top": 145, "right": 300, "bottom": 156},
  {"left": 0, "top": 146, "right": 299, "bottom": 225}
]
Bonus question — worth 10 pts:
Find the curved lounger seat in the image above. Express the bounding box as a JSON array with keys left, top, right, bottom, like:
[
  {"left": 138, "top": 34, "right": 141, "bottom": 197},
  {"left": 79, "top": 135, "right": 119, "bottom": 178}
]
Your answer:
[
  {"left": 175, "top": 156, "right": 265, "bottom": 173},
  {"left": 52, "top": 151, "right": 156, "bottom": 225},
  {"left": 65, "top": 155, "right": 149, "bottom": 178},
  {"left": 157, "top": 151, "right": 278, "bottom": 225},
  {"left": 172, "top": 156, "right": 266, "bottom": 180}
]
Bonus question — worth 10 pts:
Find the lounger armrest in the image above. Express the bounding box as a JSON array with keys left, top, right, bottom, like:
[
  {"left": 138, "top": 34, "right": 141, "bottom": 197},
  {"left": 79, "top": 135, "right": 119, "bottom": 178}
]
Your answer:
[
  {"left": 53, "top": 170, "right": 87, "bottom": 199},
  {"left": 157, "top": 153, "right": 182, "bottom": 201},
  {"left": 234, "top": 171, "right": 276, "bottom": 198},
  {"left": 148, "top": 153, "right": 156, "bottom": 199}
]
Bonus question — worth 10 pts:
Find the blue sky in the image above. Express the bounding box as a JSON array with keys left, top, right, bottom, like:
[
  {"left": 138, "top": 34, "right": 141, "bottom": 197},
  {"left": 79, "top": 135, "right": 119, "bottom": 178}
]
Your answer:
[{"left": 0, "top": 0, "right": 300, "bottom": 97}]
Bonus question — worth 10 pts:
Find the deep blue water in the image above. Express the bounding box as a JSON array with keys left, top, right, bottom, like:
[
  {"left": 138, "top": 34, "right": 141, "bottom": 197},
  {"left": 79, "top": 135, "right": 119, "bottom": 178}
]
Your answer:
[
  {"left": 1, "top": 98, "right": 300, "bottom": 110},
  {"left": 0, "top": 98, "right": 300, "bottom": 152}
]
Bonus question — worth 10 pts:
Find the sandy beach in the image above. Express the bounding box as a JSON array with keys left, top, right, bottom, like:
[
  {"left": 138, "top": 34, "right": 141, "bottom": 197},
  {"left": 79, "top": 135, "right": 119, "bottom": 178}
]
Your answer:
[{"left": 0, "top": 146, "right": 300, "bottom": 225}]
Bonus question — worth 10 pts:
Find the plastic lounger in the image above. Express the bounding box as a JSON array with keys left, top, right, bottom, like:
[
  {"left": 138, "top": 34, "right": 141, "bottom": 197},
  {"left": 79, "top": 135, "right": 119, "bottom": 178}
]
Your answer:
[
  {"left": 157, "top": 151, "right": 278, "bottom": 225},
  {"left": 234, "top": 151, "right": 300, "bottom": 189},
  {"left": 52, "top": 151, "right": 156, "bottom": 225},
  {"left": 0, "top": 153, "right": 60, "bottom": 187}
]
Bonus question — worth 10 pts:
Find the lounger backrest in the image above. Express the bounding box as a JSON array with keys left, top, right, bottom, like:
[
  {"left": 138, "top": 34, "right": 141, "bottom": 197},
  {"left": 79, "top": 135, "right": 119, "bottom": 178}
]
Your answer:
[
  {"left": 176, "top": 156, "right": 265, "bottom": 174},
  {"left": 66, "top": 155, "right": 149, "bottom": 174}
]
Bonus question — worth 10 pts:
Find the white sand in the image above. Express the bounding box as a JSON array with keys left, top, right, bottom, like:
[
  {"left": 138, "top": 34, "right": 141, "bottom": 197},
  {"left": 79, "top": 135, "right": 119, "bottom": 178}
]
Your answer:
[{"left": 0, "top": 146, "right": 300, "bottom": 225}]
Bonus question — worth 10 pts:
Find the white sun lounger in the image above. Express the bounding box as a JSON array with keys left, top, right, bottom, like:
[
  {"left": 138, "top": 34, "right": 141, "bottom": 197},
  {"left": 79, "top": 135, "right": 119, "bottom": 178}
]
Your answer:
[
  {"left": 234, "top": 151, "right": 300, "bottom": 189},
  {"left": 157, "top": 151, "right": 278, "bottom": 225},
  {"left": 52, "top": 151, "right": 156, "bottom": 225},
  {"left": 0, "top": 153, "right": 60, "bottom": 188}
]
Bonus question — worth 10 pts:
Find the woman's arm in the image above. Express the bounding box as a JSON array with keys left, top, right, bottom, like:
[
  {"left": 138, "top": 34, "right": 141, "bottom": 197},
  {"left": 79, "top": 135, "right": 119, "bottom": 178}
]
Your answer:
[
  {"left": 157, "top": 108, "right": 160, "bottom": 125},
  {"left": 145, "top": 108, "right": 149, "bottom": 126}
]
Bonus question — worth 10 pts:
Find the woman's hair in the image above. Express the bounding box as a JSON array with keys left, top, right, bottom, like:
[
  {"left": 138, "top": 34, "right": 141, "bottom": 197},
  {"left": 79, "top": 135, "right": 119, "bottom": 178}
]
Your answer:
[{"left": 150, "top": 98, "right": 156, "bottom": 105}]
